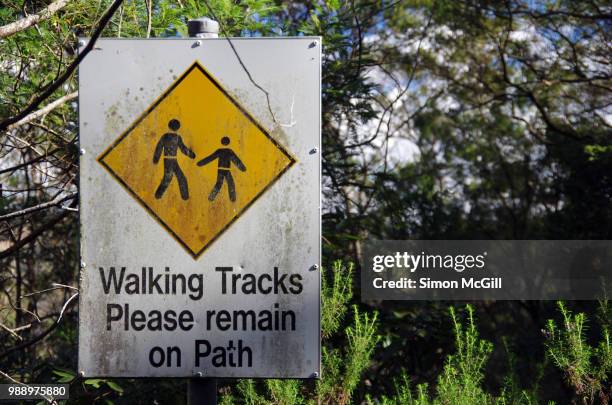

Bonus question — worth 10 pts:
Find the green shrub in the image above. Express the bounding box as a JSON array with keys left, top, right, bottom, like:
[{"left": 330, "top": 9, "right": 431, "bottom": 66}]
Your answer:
[
  {"left": 545, "top": 301, "right": 612, "bottom": 404},
  {"left": 220, "top": 261, "right": 379, "bottom": 405},
  {"left": 371, "top": 305, "right": 541, "bottom": 405}
]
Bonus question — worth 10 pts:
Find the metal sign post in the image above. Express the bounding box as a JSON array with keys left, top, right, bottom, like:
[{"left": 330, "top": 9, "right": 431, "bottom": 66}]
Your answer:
[
  {"left": 187, "top": 17, "right": 219, "bottom": 405},
  {"left": 77, "top": 12, "right": 321, "bottom": 399},
  {"left": 189, "top": 371, "right": 216, "bottom": 405}
]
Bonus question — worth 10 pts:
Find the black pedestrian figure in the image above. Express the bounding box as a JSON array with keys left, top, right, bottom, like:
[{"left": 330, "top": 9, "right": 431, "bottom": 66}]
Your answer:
[
  {"left": 153, "top": 119, "right": 195, "bottom": 200},
  {"left": 197, "top": 136, "right": 246, "bottom": 202}
]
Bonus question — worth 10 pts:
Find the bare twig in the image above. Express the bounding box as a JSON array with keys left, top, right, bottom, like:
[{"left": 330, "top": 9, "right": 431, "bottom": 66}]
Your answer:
[
  {"left": 0, "top": 193, "right": 77, "bottom": 221},
  {"left": 346, "top": 13, "right": 433, "bottom": 149},
  {"left": 201, "top": 0, "right": 280, "bottom": 125},
  {"left": 0, "top": 369, "right": 27, "bottom": 386},
  {"left": 22, "top": 287, "right": 64, "bottom": 298},
  {"left": 145, "top": 0, "right": 152, "bottom": 38},
  {"left": 0, "top": 293, "right": 78, "bottom": 361},
  {"left": 0, "top": 147, "right": 64, "bottom": 175},
  {"left": 0, "top": 202, "right": 75, "bottom": 260},
  {"left": 6, "top": 92, "right": 78, "bottom": 132},
  {"left": 0, "top": 0, "right": 70, "bottom": 39},
  {"left": 56, "top": 292, "right": 78, "bottom": 323},
  {"left": 21, "top": 283, "right": 77, "bottom": 298},
  {"left": 51, "top": 283, "right": 78, "bottom": 291},
  {"left": 0, "top": 323, "right": 22, "bottom": 340}
]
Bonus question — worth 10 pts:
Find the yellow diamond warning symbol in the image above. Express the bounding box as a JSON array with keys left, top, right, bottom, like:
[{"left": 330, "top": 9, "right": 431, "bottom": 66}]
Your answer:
[{"left": 98, "top": 61, "right": 296, "bottom": 258}]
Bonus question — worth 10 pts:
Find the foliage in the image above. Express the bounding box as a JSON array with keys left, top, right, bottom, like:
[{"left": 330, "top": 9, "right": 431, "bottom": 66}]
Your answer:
[
  {"left": 370, "top": 305, "right": 551, "bottom": 405},
  {"left": 434, "top": 305, "right": 494, "bottom": 404},
  {"left": 219, "top": 261, "right": 380, "bottom": 405},
  {"left": 1, "top": 0, "right": 610, "bottom": 404},
  {"left": 545, "top": 302, "right": 612, "bottom": 404},
  {"left": 370, "top": 370, "right": 429, "bottom": 405},
  {"left": 321, "top": 260, "right": 353, "bottom": 338}
]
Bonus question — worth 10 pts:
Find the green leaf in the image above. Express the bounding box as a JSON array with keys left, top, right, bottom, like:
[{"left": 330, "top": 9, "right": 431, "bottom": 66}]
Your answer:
[
  {"left": 311, "top": 13, "right": 321, "bottom": 29},
  {"left": 84, "top": 378, "right": 104, "bottom": 388},
  {"left": 326, "top": 0, "right": 341, "bottom": 11},
  {"left": 106, "top": 381, "right": 124, "bottom": 394},
  {"left": 52, "top": 369, "right": 75, "bottom": 383}
]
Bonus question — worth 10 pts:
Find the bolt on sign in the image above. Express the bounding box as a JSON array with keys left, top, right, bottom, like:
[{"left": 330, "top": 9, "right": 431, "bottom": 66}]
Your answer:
[{"left": 78, "top": 38, "right": 321, "bottom": 378}]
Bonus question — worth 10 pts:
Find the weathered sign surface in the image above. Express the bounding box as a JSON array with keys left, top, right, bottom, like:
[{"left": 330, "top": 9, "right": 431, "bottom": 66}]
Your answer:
[{"left": 78, "top": 38, "right": 321, "bottom": 378}]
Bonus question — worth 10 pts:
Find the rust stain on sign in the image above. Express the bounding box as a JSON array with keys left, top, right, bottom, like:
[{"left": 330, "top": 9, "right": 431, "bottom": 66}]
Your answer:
[{"left": 98, "top": 61, "right": 296, "bottom": 258}]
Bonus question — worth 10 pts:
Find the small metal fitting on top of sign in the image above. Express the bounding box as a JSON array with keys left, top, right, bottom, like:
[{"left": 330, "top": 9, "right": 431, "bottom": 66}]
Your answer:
[{"left": 188, "top": 17, "right": 219, "bottom": 38}]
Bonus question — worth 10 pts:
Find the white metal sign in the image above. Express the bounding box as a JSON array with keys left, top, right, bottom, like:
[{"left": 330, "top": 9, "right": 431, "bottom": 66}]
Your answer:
[{"left": 78, "top": 38, "right": 321, "bottom": 378}]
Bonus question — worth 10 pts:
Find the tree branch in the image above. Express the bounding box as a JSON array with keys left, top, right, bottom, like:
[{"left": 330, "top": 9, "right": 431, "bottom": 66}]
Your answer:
[
  {"left": 0, "top": 199, "right": 76, "bottom": 260},
  {"left": 0, "top": 293, "right": 78, "bottom": 363},
  {"left": 0, "top": 0, "right": 70, "bottom": 39},
  {"left": 145, "top": 0, "right": 152, "bottom": 38},
  {"left": 201, "top": 0, "right": 280, "bottom": 125},
  {"left": 6, "top": 91, "right": 78, "bottom": 132},
  {"left": 0, "top": 0, "right": 124, "bottom": 133},
  {"left": 0, "top": 193, "right": 77, "bottom": 221},
  {"left": 0, "top": 146, "right": 66, "bottom": 176}
]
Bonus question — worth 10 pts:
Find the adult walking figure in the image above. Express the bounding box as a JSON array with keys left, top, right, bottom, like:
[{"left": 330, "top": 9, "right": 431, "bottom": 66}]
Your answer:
[
  {"left": 153, "top": 119, "right": 195, "bottom": 200},
  {"left": 197, "top": 136, "right": 246, "bottom": 202}
]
